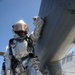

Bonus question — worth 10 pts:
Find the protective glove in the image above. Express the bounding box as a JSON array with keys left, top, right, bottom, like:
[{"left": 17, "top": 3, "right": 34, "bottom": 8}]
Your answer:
[{"left": 33, "top": 16, "right": 44, "bottom": 27}]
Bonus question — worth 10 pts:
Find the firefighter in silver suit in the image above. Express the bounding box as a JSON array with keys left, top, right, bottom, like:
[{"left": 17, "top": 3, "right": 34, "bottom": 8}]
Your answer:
[{"left": 5, "top": 16, "right": 44, "bottom": 75}]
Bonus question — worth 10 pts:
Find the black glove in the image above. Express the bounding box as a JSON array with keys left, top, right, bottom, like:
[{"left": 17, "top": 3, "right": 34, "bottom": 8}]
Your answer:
[{"left": 28, "top": 53, "right": 34, "bottom": 58}]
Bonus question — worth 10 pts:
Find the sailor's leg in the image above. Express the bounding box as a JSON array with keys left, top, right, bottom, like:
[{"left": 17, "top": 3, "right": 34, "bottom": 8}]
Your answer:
[
  {"left": 28, "top": 57, "right": 43, "bottom": 75},
  {"left": 42, "top": 66, "right": 49, "bottom": 75},
  {"left": 29, "top": 67, "right": 43, "bottom": 75},
  {"left": 21, "top": 59, "right": 30, "bottom": 75}
]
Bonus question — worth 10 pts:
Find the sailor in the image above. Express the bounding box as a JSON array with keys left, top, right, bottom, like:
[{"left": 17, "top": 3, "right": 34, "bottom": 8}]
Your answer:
[{"left": 5, "top": 16, "right": 44, "bottom": 75}]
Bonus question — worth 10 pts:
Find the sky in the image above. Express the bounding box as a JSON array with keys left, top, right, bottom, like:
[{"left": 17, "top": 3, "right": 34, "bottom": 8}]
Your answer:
[{"left": 0, "top": 0, "right": 41, "bottom": 74}]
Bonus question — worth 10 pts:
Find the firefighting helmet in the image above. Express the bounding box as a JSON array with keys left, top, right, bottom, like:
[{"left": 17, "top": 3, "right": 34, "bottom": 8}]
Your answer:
[{"left": 12, "top": 20, "right": 29, "bottom": 39}]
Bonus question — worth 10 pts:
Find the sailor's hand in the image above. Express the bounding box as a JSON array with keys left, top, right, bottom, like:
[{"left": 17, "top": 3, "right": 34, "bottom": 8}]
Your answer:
[{"left": 33, "top": 16, "right": 44, "bottom": 27}]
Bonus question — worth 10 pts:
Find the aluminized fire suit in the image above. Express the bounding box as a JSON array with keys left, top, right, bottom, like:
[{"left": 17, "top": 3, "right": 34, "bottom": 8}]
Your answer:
[{"left": 4, "top": 16, "right": 44, "bottom": 75}]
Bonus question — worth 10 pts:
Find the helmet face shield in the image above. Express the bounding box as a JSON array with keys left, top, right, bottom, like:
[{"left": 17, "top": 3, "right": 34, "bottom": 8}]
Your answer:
[{"left": 15, "top": 31, "right": 27, "bottom": 37}]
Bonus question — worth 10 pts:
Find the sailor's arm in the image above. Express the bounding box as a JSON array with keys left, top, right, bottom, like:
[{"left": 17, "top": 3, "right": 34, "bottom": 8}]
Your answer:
[
  {"left": 30, "top": 16, "right": 44, "bottom": 45},
  {"left": 4, "top": 46, "right": 11, "bottom": 70}
]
